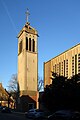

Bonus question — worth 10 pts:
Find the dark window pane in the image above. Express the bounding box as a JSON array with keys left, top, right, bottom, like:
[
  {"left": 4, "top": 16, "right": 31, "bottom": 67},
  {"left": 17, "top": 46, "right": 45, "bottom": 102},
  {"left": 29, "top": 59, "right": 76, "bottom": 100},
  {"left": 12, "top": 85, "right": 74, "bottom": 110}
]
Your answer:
[
  {"left": 26, "top": 37, "right": 28, "bottom": 50},
  {"left": 19, "top": 41, "right": 22, "bottom": 54},
  {"left": 29, "top": 38, "right": 31, "bottom": 51},
  {"left": 75, "top": 55, "right": 77, "bottom": 74},
  {"left": 33, "top": 39, "right": 35, "bottom": 52}
]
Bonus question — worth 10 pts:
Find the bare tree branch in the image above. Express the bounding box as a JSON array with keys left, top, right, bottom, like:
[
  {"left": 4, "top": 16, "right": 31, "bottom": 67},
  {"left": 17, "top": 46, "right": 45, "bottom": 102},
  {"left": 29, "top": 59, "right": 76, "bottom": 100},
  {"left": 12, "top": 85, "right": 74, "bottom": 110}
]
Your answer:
[{"left": 7, "top": 74, "right": 17, "bottom": 92}]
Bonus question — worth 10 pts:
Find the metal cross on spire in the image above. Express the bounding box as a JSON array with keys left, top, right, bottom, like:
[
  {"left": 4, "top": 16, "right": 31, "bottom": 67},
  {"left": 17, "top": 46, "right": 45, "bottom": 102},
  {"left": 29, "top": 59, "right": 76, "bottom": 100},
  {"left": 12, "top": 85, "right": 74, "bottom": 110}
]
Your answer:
[{"left": 25, "top": 8, "right": 30, "bottom": 23}]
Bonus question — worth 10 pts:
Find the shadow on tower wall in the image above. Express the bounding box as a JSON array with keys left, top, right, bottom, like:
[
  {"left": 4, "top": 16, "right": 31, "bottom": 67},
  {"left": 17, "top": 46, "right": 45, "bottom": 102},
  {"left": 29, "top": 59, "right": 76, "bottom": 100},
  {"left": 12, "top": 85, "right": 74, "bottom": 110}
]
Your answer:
[
  {"left": 17, "top": 95, "right": 36, "bottom": 112},
  {"left": 16, "top": 83, "right": 38, "bottom": 112}
]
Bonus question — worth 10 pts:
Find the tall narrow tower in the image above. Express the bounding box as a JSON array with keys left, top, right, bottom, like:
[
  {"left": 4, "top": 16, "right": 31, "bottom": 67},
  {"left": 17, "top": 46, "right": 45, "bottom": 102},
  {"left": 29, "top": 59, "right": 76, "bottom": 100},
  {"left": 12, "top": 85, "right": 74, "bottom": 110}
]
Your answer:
[{"left": 17, "top": 10, "right": 38, "bottom": 111}]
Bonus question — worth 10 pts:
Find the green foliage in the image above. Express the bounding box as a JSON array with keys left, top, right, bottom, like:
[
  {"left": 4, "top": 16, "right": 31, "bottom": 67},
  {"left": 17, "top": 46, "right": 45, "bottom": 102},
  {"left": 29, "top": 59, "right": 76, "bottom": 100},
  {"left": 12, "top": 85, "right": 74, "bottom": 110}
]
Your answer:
[{"left": 41, "top": 73, "right": 80, "bottom": 111}]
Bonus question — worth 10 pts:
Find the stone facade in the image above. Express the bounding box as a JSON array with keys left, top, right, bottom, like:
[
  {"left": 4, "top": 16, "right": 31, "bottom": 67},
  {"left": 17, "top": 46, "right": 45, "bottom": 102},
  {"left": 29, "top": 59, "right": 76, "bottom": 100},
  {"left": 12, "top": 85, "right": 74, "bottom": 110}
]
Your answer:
[
  {"left": 44, "top": 43, "right": 80, "bottom": 87},
  {"left": 17, "top": 22, "right": 38, "bottom": 111}
]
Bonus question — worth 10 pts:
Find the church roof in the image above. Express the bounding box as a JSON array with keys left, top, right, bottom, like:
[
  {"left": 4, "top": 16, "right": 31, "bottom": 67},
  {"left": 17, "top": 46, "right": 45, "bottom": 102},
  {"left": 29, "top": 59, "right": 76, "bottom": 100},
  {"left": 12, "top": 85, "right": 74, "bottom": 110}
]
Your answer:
[
  {"left": 0, "top": 83, "right": 9, "bottom": 100},
  {"left": 0, "top": 83, "right": 14, "bottom": 102}
]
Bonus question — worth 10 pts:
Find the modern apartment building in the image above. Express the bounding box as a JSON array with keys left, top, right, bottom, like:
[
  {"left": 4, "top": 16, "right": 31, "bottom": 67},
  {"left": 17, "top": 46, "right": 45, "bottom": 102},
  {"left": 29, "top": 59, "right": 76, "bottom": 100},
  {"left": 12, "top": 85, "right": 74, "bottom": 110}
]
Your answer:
[{"left": 44, "top": 43, "right": 80, "bottom": 87}]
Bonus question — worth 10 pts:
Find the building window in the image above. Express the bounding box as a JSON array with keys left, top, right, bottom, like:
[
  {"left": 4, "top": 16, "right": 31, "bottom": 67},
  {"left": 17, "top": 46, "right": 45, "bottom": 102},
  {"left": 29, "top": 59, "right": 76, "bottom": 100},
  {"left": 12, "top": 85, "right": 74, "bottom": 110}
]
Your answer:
[
  {"left": 61, "top": 62, "right": 63, "bottom": 76},
  {"left": 29, "top": 38, "right": 31, "bottom": 51},
  {"left": 28, "top": 103, "right": 34, "bottom": 110},
  {"left": 75, "top": 55, "right": 77, "bottom": 75},
  {"left": 26, "top": 37, "right": 28, "bottom": 50},
  {"left": 19, "top": 41, "right": 22, "bottom": 54},
  {"left": 64, "top": 60, "right": 65, "bottom": 76},
  {"left": 32, "top": 39, "right": 35, "bottom": 52},
  {"left": 72, "top": 56, "right": 74, "bottom": 76},
  {"left": 66, "top": 59, "right": 68, "bottom": 77},
  {"left": 55, "top": 64, "right": 57, "bottom": 74},
  {"left": 57, "top": 64, "right": 59, "bottom": 75},
  {"left": 59, "top": 62, "right": 61, "bottom": 75},
  {"left": 78, "top": 54, "right": 80, "bottom": 74}
]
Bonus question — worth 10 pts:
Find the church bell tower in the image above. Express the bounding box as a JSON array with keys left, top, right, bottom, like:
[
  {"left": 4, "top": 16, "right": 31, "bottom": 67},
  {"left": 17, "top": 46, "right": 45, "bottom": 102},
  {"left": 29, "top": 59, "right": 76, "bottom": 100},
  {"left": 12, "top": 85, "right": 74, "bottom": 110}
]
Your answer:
[{"left": 17, "top": 9, "right": 38, "bottom": 111}]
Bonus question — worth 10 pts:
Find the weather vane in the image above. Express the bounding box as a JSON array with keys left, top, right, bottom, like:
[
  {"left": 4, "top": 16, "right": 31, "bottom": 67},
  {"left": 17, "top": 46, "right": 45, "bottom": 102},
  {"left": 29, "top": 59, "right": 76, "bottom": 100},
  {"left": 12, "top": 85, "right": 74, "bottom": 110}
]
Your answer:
[{"left": 25, "top": 8, "right": 30, "bottom": 23}]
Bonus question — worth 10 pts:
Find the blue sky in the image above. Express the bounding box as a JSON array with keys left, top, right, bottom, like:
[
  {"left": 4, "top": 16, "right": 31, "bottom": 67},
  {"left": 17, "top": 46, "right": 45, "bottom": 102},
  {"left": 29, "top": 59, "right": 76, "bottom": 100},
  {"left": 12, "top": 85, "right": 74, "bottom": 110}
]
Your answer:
[{"left": 0, "top": 0, "right": 80, "bottom": 89}]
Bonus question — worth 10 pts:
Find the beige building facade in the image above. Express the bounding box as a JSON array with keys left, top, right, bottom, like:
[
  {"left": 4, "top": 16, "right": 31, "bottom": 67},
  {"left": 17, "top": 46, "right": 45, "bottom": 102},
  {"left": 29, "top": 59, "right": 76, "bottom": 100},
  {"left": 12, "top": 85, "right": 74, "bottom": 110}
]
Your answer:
[
  {"left": 44, "top": 43, "right": 80, "bottom": 87},
  {"left": 17, "top": 21, "right": 38, "bottom": 111}
]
